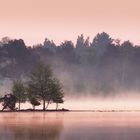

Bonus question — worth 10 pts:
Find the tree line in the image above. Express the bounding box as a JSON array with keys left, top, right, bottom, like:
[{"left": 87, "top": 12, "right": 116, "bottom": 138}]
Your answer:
[
  {"left": 0, "top": 32, "right": 140, "bottom": 96},
  {"left": 0, "top": 61, "right": 64, "bottom": 111}
]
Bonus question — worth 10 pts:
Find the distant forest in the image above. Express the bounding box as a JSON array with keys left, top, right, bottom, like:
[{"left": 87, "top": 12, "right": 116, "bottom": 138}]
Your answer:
[{"left": 0, "top": 32, "right": 140, "bottom": 96}]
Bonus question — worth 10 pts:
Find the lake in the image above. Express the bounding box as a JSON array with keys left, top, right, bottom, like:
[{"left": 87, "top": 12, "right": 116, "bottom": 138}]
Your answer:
[{"left": 0, "top": 112, "right": 140, "bottom": 140}]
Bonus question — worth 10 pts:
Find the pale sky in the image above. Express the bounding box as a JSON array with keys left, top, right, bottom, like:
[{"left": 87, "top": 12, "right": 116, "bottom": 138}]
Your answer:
[{"left": 0, "top": 0, "right": 140, "bottom": 46}]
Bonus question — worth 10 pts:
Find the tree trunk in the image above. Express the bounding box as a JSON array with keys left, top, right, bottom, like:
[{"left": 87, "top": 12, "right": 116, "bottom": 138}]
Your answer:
[
  {"left": 33, "top": 105, "right": 35, "bottom": 110},
  {"left": 2, "top": 104, "right": 7, "bottom": 111},
  {"left": 43, "top": 100, "right": 46, "bottom": 111},
  {"left": 19, "top": 101, "right": 20, "bottom": 111},
  {"left": 46, "top": 101, "right": 50, "bottom": 110},
  {"left": 56, "top": 103, "right": 58, "bottom": 110}
]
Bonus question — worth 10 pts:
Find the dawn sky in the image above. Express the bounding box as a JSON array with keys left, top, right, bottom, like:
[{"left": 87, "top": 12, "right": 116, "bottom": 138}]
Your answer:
[{"left": 0, "top": 0, "right": 140, "bottom": 46}]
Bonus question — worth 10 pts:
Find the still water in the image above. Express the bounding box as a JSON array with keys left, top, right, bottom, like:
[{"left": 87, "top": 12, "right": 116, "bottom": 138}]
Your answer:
[{"left": 0, "top": 112, "right": 140, "bottom": 140}]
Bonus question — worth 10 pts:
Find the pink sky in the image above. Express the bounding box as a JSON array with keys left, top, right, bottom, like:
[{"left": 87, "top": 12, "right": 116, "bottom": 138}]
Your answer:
[{"left": 0, "top": 0, "right": 140, "bottom": 46}]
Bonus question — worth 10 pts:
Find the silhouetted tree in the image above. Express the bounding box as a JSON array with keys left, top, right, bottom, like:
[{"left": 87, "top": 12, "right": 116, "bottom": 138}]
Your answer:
[
  {"left": 48, "top": 78, "right": 64, "bottom": 110},
  {"left": 60, "top": 41, "right": 74, "bottom": 49},
  {"left": 121, "top": 40, "right": 133, "bottom": 49},
  {"left": 1, "top": 36, "right": 10, "bottom": 45},
  {"left": 120, "top": 41, "right": 134, "bottom": 86},
  {"left": 84, "top": 36, "right": 90, "bottom": 48},
  {"left": 76, "top": 34, "right": 90, "bottom": 48},
  {"left": 43, "top": 38, "right": 56, "bottom": 53},
  {"left": 76, "top": 34, "right": 85, "bottom": 48},
  {"left": 91, "top": 32, "right": 113, "bottom": 47},
  {"left": 57, "top": 41, "right": 76, "bottom": 63},
  {"left": 27, "top": 61, "right": 64, "bottom": 110},
  {"left": 12, "top": 80, "right": 26, "bottom": 110},
  {"left": 91, "top": 32, "right": 113, "bottom": 57},
  {"left": 0, "top": 94, "right": 17, "bottom": 111},
  {"left": 27, "top": 61, "right": 53, "bottom": 110}
]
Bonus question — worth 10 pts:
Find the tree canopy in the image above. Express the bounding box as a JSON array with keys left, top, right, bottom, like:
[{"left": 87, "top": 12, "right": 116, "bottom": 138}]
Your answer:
[
  {"left": 12, "top": 80, "right": 26, "bottom": 110},
  {"left": 27, "top": 61, "right": 64, "bottom": 110}
]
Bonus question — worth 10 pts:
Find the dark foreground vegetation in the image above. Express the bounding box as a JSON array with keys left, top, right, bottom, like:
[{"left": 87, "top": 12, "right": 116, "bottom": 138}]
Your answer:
[{"left": 0, "top": 32, "right": 140, "bottom": 98}]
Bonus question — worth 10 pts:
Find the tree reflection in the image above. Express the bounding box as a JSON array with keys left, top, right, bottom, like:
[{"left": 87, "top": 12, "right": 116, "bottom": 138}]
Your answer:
[{"left": 0, "top": 113, "right": 63, "bottom": 140}]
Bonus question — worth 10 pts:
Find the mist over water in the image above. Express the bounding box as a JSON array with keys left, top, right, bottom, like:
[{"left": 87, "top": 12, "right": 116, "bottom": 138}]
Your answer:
[
  {"left": 0, "top": 77, "right": 140, "bottom": 110},
  {"left": 63, "top": 97, "right": 140, "bottom": 110},
  {"left": 0, "top": 94, "right": 139, "bottom": 111},
  {"left": 0, "top": 75, "right": 140, "bottom": 110},
  {"left": 0, "top": 112, "right": 140, "bottom": 140}
]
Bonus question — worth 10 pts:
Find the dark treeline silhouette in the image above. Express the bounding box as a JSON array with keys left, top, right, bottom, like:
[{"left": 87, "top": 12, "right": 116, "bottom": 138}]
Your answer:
[{"left": 0, "top": 32, "right": 140, "bottom": 96}]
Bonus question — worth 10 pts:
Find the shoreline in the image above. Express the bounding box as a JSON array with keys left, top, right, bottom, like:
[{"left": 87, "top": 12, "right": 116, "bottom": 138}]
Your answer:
[
  {"left": 0, "top": 109, "right": 140, "bottom": 112},
  {"left": 0, "top": 109, "right": 69, "bottom": 112}
]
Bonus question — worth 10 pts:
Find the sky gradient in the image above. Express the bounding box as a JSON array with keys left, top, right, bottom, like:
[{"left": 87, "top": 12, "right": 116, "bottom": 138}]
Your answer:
[{"left": 0, "top": 0, "right": 140, "bottom": 46}]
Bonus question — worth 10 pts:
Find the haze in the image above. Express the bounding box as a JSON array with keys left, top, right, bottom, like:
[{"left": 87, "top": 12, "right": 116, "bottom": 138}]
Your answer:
[{"left": 0, "top": 0, "right": 140, "bottom": 45}]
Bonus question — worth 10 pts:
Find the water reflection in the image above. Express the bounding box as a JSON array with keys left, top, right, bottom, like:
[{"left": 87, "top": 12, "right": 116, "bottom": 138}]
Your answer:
[
  {"left": 0, "top": 112, "right": 140, "bottom": 140},
  {"left": 61, "top": 112, "right": 140, "bottom": 140},
  {"left": 0, "top": 113, "right": 63, "bottom": 140}
]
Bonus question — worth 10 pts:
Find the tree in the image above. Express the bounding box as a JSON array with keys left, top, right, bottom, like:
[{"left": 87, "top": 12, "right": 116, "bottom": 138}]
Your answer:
[
  {"left": 120, "top": 41, "right": 133, "bottom": 86},
  {"left": 57, "top": 41, "right": 76, "bottom": 63},
  {"left": 1, "top": 36, "right": 10, "bottom": 45},
  {"left": 76, "top": 34, "right": 90, "bottom": 48},
  {"left": 76, "top": 34, "right": 85, "bottom": 48},
  {"left": 27, "top": 87, "right": 41, "bottom": 110},
  {"left": 91, "top": 32, "right": 113, "bottom": 57},
  {"left": 43, "top": 38, "right": 56, "bottom": 53},
  {"left": 48, "top": 78, "right": 64, "bottom": 110},
  {"left": 28, "top": 61, "right": 63, "bottom": 110},
  {"left": 0, "top": 94, "right": 17, "bottom": 111},
  {"left": 29, "top": 97, "right": 40, "bottom": 110},
  {"left": 91, "top": 32, "right": 113, "bottom": 48},
  {"left": 12, "top": 80, "right": 26, "bottom": 110},
  {"left": 84, "top": 37, "right": 90, "bottom": 48},
  {"left": 27, "top": 61, "right": 64, "bottom": 110}
]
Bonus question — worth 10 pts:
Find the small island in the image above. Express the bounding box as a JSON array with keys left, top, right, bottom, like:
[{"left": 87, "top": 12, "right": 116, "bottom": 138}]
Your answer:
[{"left": 0, "top": 61, "right": 68, "bottom": 112}]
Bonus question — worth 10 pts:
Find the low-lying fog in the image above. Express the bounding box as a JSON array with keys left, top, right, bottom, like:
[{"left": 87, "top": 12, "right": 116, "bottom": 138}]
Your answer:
[
  {"left": 1, "top": 94, "right": 140, "bottom": 111},
  {"left": 1, "top": 78, "right": 140, "bottom": 110}
]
